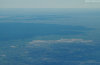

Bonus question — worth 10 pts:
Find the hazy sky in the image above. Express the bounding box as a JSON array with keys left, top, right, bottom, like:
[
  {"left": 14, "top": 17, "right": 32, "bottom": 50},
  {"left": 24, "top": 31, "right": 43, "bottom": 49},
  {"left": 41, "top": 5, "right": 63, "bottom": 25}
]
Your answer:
[{"left": 0, "top": 0, "right": 100, "bottom": 8}]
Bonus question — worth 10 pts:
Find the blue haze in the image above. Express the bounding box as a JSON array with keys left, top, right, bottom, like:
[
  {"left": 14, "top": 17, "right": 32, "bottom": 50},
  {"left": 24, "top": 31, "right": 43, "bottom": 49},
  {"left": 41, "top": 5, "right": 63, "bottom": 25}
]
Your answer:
[{"left": 0, "top": 8, "right": 100, "bottom": 65}]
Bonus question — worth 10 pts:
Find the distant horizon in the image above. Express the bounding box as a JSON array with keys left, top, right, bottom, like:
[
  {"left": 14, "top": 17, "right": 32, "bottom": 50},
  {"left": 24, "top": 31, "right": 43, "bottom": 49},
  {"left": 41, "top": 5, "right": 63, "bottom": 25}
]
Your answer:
[
  {"left": 0, "top": 0, "right": 100, "bottom": 8},
  {"left": 0, "top": 7, "right": 100, "bottom": 8}
]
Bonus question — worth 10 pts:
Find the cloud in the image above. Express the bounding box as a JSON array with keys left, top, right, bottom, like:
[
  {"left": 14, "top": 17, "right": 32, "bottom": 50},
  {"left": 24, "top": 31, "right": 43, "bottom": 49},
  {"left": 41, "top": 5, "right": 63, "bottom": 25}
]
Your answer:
[
  {"left": 29, "top": 39, "right": 93, "bottom": 44},
  {"left": 0, "top": 16, "right": 9, "bottom": 18},
  {"left": 10, "top": 45, "right": 16, "bottom": 48},
  {"left": 85, "top": 0, "right": 100, "bottom": 2}
]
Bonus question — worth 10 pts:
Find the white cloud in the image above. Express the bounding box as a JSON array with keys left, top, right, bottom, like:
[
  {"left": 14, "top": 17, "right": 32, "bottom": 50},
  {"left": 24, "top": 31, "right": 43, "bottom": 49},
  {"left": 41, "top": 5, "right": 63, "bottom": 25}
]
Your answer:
[
  {"left": 10, "top": 45, "right": 16, "bottom": 48},
  {"left": 85, "top": 0, "right": 100, "bottom": 2},
  {"left": 29, "top": 39, "right": 93, "bottom": 44}
]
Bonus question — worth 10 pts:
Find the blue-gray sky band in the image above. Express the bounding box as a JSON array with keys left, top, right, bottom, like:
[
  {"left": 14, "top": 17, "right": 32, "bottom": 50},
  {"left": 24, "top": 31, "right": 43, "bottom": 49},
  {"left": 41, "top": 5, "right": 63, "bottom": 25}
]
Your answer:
[{"left": 0, "top": 0, "right": 100, "bottom": 8}]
